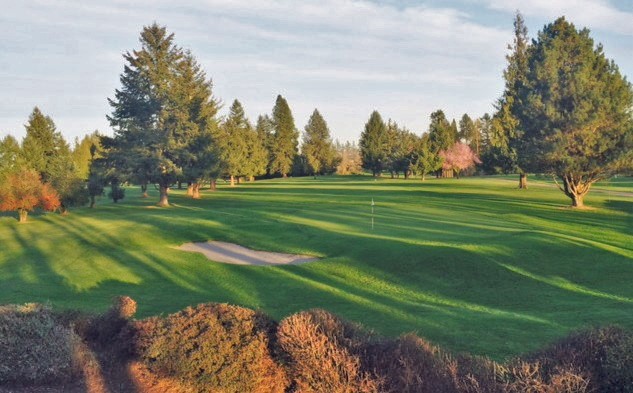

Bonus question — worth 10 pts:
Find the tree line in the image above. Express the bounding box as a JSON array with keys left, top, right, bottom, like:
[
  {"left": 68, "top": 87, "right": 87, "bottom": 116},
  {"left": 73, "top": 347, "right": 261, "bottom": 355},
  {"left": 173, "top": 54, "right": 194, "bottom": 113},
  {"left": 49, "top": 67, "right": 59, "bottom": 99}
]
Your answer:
[{"left": 1, "top": 13, "right": 632, "bottom": 221}]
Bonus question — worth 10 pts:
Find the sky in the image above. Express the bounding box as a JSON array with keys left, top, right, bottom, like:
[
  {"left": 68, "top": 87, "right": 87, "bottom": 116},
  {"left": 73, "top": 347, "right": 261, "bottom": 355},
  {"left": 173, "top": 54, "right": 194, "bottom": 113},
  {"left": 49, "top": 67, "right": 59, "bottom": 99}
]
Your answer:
[{"left": 1, "top": 0, "right": 632, "bottom": 144}]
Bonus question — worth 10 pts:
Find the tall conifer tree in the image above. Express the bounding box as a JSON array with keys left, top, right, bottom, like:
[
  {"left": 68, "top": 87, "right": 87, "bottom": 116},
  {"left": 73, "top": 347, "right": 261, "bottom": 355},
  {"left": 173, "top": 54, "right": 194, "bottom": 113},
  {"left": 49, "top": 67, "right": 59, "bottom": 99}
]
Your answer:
[{"left": 269, "top": 95, "right": 298, "bottom": 177}]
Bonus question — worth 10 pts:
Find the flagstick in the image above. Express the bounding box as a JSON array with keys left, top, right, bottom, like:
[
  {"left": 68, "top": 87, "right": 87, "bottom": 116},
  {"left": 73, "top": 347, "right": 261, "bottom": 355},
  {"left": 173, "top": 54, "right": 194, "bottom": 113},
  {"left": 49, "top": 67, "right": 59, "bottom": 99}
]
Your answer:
[{"left": 371, "top": 198, "right": 375, "bottom": 230}]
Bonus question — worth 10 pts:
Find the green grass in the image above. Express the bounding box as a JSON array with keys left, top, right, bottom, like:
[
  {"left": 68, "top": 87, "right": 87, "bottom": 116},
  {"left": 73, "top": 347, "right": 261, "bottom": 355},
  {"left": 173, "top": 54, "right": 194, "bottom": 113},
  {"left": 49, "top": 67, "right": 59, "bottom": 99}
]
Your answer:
[{"left": 1, "top": 175, "right": 632, "bottom": 360}]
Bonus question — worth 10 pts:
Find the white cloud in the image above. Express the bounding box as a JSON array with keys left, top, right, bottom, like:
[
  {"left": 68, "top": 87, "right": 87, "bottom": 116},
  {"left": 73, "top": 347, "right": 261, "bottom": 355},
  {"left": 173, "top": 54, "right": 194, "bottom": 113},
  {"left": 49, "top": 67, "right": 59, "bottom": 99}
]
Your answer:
[{"left": 485, "top": 0, "right": 633, "bottom": 35}]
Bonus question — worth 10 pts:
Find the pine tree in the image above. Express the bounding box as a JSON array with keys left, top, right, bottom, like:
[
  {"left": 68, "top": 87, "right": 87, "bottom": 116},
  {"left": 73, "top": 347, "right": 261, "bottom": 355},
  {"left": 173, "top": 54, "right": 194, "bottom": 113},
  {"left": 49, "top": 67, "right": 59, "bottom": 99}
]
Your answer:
[
  {"left": 359, "top": 110, "right": 389, "bottom": 176},
  {"left": 21, "top": 107, "right": 69, "bottom": 183},
  {"left": 220, "top": 100, "right": 251, "bottom": 186},
  {"left": 302, "top": 109, "right": 337, "bottom": 176},
  {"left": 514, "top": 17, "right": 633, "bottom": 207},
  {"left": 21, "top": 108, "right": 87, "bottom": 212},
  {"left": 256, "top": 115, "right": 275, "bottom": 176},
  {"left": 108, "top": 23, "right": 218, "bottom": 206},
  {"left": 493, "top": 12, "right": 530, "bottom": 187},
  {"left": 411, "top": 134, "right": 441, "bottom": 181},
  {"left": 269, "top": 95, "right": 298, "bottom": 177},
  {"left": 0, "top": 135, "right": 24, "bottom": 177}
]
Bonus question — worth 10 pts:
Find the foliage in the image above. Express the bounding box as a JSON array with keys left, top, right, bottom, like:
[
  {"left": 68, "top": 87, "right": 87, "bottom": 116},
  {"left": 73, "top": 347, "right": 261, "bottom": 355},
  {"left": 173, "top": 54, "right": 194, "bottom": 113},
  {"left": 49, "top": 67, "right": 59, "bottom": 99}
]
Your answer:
[
  {"left": 440, "top": 142, "right": 481, "bottom": 178},
  {"left": 0, "top": 303, "right": 81, "bottom": 385},
  {"left": 21, "top": 107, "right": 70, "bottom": 183},
  {"left": 269, "top": 95, "right": 299, "bottom": 177},
  {"left": 134, "top": 303, "right": 288, "bottom": 393},
  {"left": 71, "top": 131, "right": 102, "bottom": 180},
  {"left": 302, "top": 109, "right": 339, "bottom": 176},
  {"left": 385, "top": 121, "right": 417, "bottom": 178},
  {"left": 0, "top": 169, "right": 60, "bottom": 222},
  {"left": 410, "top": 134, "right": 442, "bottom": 180},
  {"left": 107, "top": 23, "right": 219, "bottom": 206},
  {"left": 359, "top": 110, "right": 389, "bottom": 176},
  {"left": 0, "top": 135, "right": 24, "bottom": 177},
  {"left": 488, "top": 12, "right": 530, "bottom": 176},
  {"left": 513, "top": 17, "right": 633, "bottom": 206},
  {"left": 428, "top": 109, "right": 457, "bottom": 153},
  {"left": 335, "top": 141, "right": 363, "bottom": 175},
  {"left": 256, "top": 114, "right": 275, "bottom": 176},
  {"left": 108, "top": 180, "right": 125, "bottom": 203},
  {"left": 277, "top": 309, "right": 381, "bottom": 393},
  {"left": 219, "top": 99, "right": 251, "bottom": 184}
]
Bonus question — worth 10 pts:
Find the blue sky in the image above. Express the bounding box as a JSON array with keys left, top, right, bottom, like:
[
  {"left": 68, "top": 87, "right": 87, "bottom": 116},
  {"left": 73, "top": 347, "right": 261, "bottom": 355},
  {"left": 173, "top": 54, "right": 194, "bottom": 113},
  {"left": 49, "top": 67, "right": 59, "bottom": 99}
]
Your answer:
[{"left": 1, "top": 0, "right": 631, "bottom": 143}]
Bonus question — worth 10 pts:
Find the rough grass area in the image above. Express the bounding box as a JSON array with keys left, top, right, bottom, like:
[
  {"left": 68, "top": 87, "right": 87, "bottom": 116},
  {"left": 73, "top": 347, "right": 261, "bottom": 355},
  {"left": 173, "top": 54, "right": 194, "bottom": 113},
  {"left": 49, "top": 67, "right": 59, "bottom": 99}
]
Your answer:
[{"left": 0, "top": 175, "right": 631, "bottom": 360}]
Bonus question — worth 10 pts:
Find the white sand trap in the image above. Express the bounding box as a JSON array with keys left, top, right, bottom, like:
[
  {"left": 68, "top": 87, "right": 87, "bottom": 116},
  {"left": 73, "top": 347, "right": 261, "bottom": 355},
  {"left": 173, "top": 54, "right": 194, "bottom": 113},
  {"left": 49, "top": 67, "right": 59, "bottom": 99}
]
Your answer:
[{"left": 177, "top": 241, "right": 319, "bottom": 266}]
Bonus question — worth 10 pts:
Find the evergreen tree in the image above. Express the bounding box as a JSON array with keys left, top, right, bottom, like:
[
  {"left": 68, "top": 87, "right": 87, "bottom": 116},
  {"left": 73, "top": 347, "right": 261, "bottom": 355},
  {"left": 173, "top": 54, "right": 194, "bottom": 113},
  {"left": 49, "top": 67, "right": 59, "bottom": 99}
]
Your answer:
[
  {"left": 269, "top": 95, "right": 298, "bottom": 177},
  {"left": 21, "top": 107, "right": 87, "bottom": 212},
  {"left": 302, "top": 109, "right": 337, "bottom": 176},
  {"left": 385, "top": 121, "right": 416, "bottom": 179},
  {"left": 459, "top": 114, "right": 481, "bottom": 155},
  {"left": 219, "top": 99, "right": 251, "bottom": 186},
  {"left": 411, "top": 134, "right": 441, "bottom": 181},
  {"left": 359, "top": 110, "right": 389, "bottom": 176},
  {"left": 71, "top": 131, "right": 102, "bottom": 180},
  {"left": 514, "top": 17, "right": 633, "bottom": 207},
  {"left": 21, "top": 107, "right": 69, "bottom": 183},
  {"left": 0, "top": 135, "right": 24, "bottom": 177},
  {"left": 256, "top": 115, "right": 275, "bottom": 176},
  {"left": 243, "top": 123, "right": 268, "bottom": 181},
  {"left": 427, "top": 110, "right": 455, "bottom": 153},
  {"left": 493, "top": 12, "right": 530, "bottom": 186},
  {"left": 108, "top": 23, "right": 218, "bottom": 206}
]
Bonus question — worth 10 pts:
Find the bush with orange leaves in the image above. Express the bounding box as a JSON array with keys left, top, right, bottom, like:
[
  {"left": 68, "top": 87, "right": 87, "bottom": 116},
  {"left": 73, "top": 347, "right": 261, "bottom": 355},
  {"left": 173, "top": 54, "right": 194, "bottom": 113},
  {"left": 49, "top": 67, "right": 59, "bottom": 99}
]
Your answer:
[
  {"left": 277, "top": 309, "right": 382, "bottom": 393},
  {"left": 133, "top": 303, "right": 288, "bottom": 393},
  {"left": 0, "top": 169, "right": 60, "bottom": 222}
]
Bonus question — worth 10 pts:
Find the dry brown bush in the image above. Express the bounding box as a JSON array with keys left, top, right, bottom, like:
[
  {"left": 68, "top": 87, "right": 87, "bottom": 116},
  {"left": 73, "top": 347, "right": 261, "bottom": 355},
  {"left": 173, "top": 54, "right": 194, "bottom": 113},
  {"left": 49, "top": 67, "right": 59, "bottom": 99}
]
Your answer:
[
  {"left": 0, "top": 303, "right": 81, "bottom": 385},
  {"left": 133, "top": 302, "right": 288, "bottom": 393},
  {"left": 277, "top": 309, "right": 382, "bottom": 393}
]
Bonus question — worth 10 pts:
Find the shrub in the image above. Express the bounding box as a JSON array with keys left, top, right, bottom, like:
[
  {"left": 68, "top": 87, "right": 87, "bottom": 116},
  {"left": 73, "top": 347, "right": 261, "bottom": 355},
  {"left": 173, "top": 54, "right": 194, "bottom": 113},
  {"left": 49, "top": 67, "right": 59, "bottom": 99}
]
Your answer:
[
  {"left": 133, "top": 303, "right": 287, "bottom": 393},
  {"left": 367, "top": 334, "right": 457, "bottom": 393},
  {"left": 0, "top": 303, "right": 81, "bottom": 385},
  {"left": 277, "top": 309, "right": 381, "bottom": 393},
  {"left": 527, "top": 326, "right": 633, "bottom": 392}
]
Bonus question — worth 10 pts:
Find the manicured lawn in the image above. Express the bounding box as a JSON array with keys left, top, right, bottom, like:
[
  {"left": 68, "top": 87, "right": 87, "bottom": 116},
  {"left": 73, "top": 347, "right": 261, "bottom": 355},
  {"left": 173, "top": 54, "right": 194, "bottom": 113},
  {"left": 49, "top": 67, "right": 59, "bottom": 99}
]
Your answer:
[{"left": 1, "top": 175, "right": 631, "bottom": 360}]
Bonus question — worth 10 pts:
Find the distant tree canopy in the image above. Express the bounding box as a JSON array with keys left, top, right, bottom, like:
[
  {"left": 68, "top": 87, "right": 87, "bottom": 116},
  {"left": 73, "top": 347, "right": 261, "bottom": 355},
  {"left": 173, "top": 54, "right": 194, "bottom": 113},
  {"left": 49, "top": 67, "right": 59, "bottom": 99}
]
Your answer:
[{"left": 511, "top": 17, "right": 633, "bottom": 207}]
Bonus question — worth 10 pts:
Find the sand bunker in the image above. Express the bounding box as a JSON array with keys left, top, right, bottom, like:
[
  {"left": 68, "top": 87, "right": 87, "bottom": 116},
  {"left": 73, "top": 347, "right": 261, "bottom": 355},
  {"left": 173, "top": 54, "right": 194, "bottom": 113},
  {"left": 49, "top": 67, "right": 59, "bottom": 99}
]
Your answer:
[{"left": 177, "top": 241, "right": 319, "bottom": 266}]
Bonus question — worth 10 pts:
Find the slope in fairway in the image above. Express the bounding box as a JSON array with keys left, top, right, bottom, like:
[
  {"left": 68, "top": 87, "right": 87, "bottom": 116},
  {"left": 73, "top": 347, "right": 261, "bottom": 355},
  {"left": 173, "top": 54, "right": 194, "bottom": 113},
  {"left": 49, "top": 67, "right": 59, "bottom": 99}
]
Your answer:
[{"left": 0, "top": 175, "right": 631, "bottom": 360}]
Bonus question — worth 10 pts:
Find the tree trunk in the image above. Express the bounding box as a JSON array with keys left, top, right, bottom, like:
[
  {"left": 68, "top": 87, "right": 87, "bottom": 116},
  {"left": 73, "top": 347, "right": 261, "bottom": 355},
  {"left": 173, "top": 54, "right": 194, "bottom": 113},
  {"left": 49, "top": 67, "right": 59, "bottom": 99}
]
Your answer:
[
  {"left": 421, "top": 173, "right": 426, "bottom": 181},
  {"left": 519, "top": 173, "right": 528, "bottom": 189},
  {"left": 158, "top": 185, "right": 169, "bottom": 207},
  {"left": 249, "top": 175, "right": 255, "bottom": 182},
  {"left": 282, "top": 173, "right": 288, "bottom": 178},
  {"left": 141, "top": 183, "right": 148, "bottom": 198},
  {"left": 192, "top": 183, "right": 201, "bottom": 199},
  {"left": 211, "top": 180, "right": 217, "bottom": 191},
  {"left": 177, "top": 181, "right": 183, "bottom": 190},
  {"left": 18, "top": 209, "right": 28, "bottom": 223},
  {"left": 571, "top": 193, "right": 584, "bottom": 208},
  {"left": 90, "top": 195, "right": 96, "bottom": 208},
  {"left": 187, "top": 182, "right": 194, "bottom": 196},
  {"left": 558, "top": 173, "right": 595, "bottom": 208},
  {"left": 60, "top": 204, "right": 69, "bottom": 215},
  {"left": 230, "top": 175, "right": 235, "bottom": 187}
]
